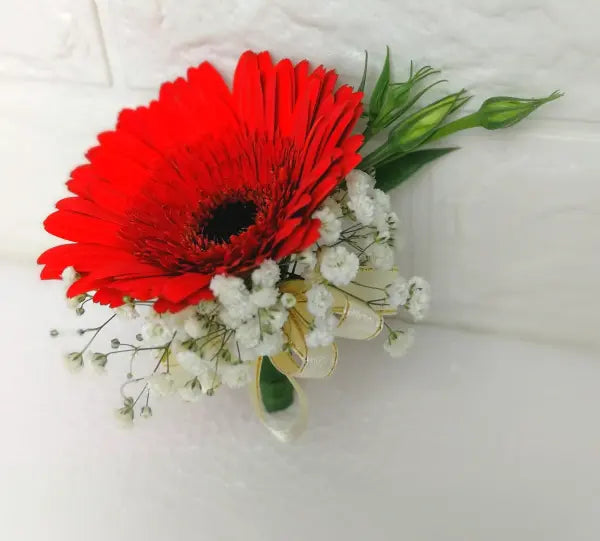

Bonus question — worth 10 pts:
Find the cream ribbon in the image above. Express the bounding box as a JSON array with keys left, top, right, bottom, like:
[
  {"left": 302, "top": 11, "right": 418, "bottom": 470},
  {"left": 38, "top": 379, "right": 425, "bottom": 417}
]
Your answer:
[{"left": 253, "top": 268, "right": 399, "bottom": 441}]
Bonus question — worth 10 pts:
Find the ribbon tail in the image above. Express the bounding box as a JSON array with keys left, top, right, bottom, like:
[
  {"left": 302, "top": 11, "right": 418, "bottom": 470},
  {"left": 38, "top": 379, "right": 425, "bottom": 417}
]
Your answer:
[{"left": 250, "top": 357, "right": 308, "bottom": 443}]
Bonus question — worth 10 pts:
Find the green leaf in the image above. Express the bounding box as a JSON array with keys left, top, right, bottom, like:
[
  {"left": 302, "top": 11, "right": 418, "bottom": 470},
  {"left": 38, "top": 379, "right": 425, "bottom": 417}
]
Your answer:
[
  {"left": 357, "top": 50, "right": 368, "bottom": 93},
  {"left": 368, "top": 47, "right": 390, "bottom": 122},
  {"left": 374, "top": 147, "right": 459, "bottom": 192},
  {"left": 259, "top": 356, "right": 294, "bottom": 413},
  {"left": 449, "top": 94, "right": 473, "bottom": 114}
]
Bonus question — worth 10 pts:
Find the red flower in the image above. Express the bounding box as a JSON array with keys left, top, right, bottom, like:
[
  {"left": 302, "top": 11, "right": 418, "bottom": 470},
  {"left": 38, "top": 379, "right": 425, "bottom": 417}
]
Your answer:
[{"left": 38, "top": 51, "right": 363, "bottom": 312}]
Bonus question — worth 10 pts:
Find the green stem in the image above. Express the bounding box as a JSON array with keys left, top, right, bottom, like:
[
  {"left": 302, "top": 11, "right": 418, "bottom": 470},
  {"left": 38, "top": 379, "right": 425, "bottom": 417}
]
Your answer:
[
  {"left": 361, "top": 145, "right": 402, "bottom": 170},
  {"left": 427, "top": 112, "right": 481, "bottom": 143}
]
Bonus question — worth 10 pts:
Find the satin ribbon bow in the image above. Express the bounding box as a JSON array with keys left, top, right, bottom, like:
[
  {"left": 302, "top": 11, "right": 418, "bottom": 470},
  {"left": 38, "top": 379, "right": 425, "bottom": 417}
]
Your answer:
[{"left": 252, "top": 267, "right": 399, "bottom": 442}]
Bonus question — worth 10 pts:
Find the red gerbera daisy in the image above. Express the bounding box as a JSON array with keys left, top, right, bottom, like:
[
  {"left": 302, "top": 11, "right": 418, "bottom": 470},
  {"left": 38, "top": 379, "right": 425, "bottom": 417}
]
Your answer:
[{"left": 38, "top": 51, "right": 363, "bottom": 313}]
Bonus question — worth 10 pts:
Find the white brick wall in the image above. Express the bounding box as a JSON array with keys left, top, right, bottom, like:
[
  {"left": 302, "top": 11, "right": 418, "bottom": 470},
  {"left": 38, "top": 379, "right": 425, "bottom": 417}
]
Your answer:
[
  {"left": 2, "top": 3, "right": 600, "bottom": 540},
  {"left": 1, "top": 0, "right": 598, "bottom": 353},
  {"left": 0, "top": 0, "right": 109, "bottom": 84}
]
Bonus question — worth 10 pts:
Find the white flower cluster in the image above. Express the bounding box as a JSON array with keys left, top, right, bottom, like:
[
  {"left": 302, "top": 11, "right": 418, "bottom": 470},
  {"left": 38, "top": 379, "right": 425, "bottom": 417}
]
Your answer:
[
  {"left": 133, "top": 259, "right": 291, "bottom": 401},
  {"left": 383, "top": 328, "right": 415, "bottom": 358},
  {"left": 305, "top": 284, "right": 337, "bottom": 347},
  {"left": 309, "top": 169, "right": 431, "bottom": 359},
  {"left": 383, "top": 275, "right": 431, "bottom": 320},
  {"left": 311, "top": 170, "right": 399, "bottom": 272}
]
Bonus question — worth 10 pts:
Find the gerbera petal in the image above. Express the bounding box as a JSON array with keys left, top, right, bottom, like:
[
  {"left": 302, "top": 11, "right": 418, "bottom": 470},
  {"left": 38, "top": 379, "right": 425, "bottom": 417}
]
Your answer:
[
  {"left": 275, "top": 58, "right": 295, "bottom": 136},
  {"left": 257, "top": 51, "right": 276, "bottom": 138},
  {"left": 160, "top": 273, "right": 211, "bottom": 304},
  {"left": 93, "top": 288, "right": 126, "bottom": 307},
  {"left": 37, "top": 243, "right": 130, "bottom": 276},
  {"left": 55, "top": 197, "right": 123, "bottom": 224},
  {"left": 43, "top": 210, "right": 125, "bottom": 246},
  {"left": 234, "top": 51, "right": 264, "bottom": 134}
]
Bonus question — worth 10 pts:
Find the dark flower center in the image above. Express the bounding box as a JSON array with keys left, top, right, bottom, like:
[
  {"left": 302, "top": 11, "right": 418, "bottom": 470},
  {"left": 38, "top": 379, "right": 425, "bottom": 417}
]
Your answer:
[{"left": 201, "top": 200, "right": 258, "bottom": 243}]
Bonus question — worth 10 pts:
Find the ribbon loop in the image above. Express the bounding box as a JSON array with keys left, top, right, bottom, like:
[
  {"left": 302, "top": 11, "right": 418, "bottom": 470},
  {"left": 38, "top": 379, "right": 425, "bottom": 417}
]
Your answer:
[
  {"left": 254, "top": 267, "right": 400, "bottom": 440},
  {"left": 337, "top": 267, "right": 400, "bottom": 315}
]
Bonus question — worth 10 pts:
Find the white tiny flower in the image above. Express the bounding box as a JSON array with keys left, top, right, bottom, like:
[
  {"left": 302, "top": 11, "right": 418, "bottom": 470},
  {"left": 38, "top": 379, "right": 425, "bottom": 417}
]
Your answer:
[
  {"left": 372, "top": 189, "right": 391, "bottom": 213},
  {"left": 346, "top": 169, "right": 375, "bottom": 198},
  {"left": 320, "top": 246, "right": 359, "bottom": 286},
  {"left": 254, "top": 331, "right": 285, "bottom": 356},
  {"left": 305, "top": 314, "right": 337, "bottom": 348},
  {"left": 90, "top": 352, "right": 108, "bottom": 373},
  {"left": 250, "top": 287, "right": 279, "bottom": 308},
  {"left": 141, "top": 320, "right": 168, "bottom": 344},
  {"left": 64, "top": 352, "right": 83, "bottom": 373},
  {"left": 219, "top": 307, "right": 245, "bottom": 330},
  {"left": 306, "top": 284, "right": 334, "bottom": 318},
  {"left": 235, "top": 318, "right": 261, "bottom": 349},
  {"left": 209, "top": 274, "right": 241, "bottom": 297},
  {"left": 140, "top": 406, "right": 153, "bottom": 418},
  {"left": 160, "top": 306, "right": 196, "bottom": 332},
  {"left": 385, "top": 277, "right": 409, "bottom": 307},
  {"left": 210, "top": 275, "right": 254, "bottom": 318},
  {"left": 280, "top": 292, "right": 297, "bottom": 309},
  {"left": 297, "top": 249, "right": 317, "bottom": 277},
  {"left": 387, "top": 211, "right": 399, "bottom": 229},
  {"left": 176, "top": 350, "right": 213, "bottom": 377},
  {"left": 322, "top": 196, "right": 343, "bottom": 217},
  {"left": 313, "top": 205, "right": 342, "bottom": 244},
  {"left": 266, "top": 306, "right": 289, "bottom": 330},
  {"left": 198, "top": 369, "right": 220, "bottom": 395},
  {"left": 114, "top": 405, "right": 134, "bottom": 427},
  {"left": 406, "top": 277, "right": 431, "bottom": 321},
  {"left": 220, "top": 363, "right": 253, "bottom": 389},
  {"left": 61, "top": 266, "right": 79, "bottom": 287},
  {"left": 146, "top": 373, "right": 174, "bottom": 396},
  {"left": 66, "top": 294, "right": 87, "bottom": 309},
  {"left": 347, "top": 193, "right": 376, "bottom": 226},
  {"left": 251, "top": 259, "right": 280, "bottom": 288},
  {"left": 383, "top": 328, "right": 415, "bottom": 358},
  {"left": 368, "top": 243, "right": 394, "bottom": 271},
  {"left": 178, "top": 378, "right": 203, "bottom": 402},
  {"left": 372, "top": 208, "right": 388, "bottom": 230},
  {"left": 183, "top": 315, "right": 209, "bottom": 339},
  {"left": 115, "top": 303, "right": 139, "bottom": 320}
]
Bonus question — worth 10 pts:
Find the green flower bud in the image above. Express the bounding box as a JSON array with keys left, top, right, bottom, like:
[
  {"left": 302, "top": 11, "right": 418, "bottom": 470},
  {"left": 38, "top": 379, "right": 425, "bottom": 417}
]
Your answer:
[
  {"left": 388, "top": 90, "right": 467, "bottom": 153},
  {"left": 428, "top": 90, "right": 563, "bottom": 143},
  {"left": 478, "top": 91, "right": 563, "bottom": 129}
]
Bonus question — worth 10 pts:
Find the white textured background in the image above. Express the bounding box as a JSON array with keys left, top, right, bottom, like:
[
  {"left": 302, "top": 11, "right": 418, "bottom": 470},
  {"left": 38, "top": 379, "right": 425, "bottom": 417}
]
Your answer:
[{"left": 1, "top": 1, "right": 599, "bottom": 540}]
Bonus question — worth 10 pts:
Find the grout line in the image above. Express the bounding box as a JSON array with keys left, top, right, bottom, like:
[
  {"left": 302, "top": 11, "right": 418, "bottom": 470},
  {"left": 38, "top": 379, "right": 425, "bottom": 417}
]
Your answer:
[
  {"left": 90, "top": 0, "right": 114, "bottom": 87},
  {"left": 417, "top": 318, "right": 600, "bottom": 357}
]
